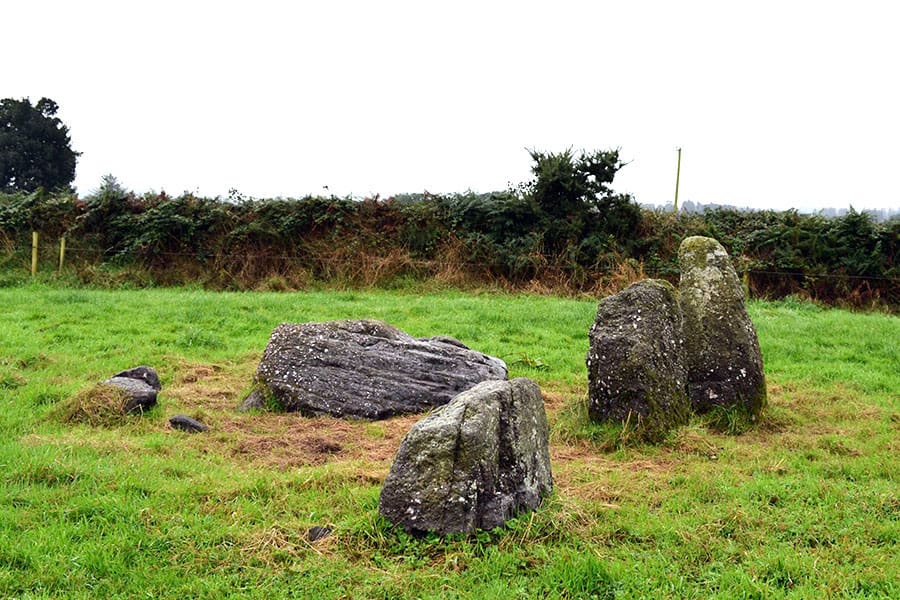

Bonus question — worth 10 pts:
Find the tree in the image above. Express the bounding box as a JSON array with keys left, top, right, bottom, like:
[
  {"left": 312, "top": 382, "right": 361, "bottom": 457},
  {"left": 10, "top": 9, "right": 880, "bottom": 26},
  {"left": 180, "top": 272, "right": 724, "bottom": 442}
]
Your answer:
[
  {"left": 0, "top": 97, "right": 79, "bottom": 193},
  {"left": 526, "top": 148, "right": 641, "bottom": 255},
  {"left": 528, "top": 148, "right": 622, "bottom": 220}
]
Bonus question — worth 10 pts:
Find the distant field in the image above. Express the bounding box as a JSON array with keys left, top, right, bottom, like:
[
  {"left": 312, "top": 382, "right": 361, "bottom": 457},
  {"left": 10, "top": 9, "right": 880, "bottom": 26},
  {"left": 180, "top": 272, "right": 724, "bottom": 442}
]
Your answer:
[{"left": 0, "top": 284, "right": 897, "bottom": 598}]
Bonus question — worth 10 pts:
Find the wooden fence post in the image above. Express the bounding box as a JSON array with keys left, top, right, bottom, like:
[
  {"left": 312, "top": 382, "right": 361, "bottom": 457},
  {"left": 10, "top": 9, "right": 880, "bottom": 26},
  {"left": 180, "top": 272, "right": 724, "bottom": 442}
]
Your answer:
[
  {"left": 31, "top": 231, "right": 39, "bottom": 277},
  {"left": 59, "top": 236, "right": 66, "bottom": 272}
]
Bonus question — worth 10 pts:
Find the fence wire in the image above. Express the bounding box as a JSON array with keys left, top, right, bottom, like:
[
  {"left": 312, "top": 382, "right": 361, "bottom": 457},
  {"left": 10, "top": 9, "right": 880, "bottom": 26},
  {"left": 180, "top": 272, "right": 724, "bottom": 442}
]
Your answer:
[{"left": 7, "top": 242, "right": 899, "bottom": 284}]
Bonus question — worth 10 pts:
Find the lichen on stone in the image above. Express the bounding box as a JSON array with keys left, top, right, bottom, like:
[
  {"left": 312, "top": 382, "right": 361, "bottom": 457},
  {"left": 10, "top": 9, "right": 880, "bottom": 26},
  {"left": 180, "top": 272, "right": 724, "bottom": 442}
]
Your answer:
[
  {"left": 678, "top": 236, "right": 766, "bottom": 419},
  {"left": 586, "top": 279, "right": 690, "bottom": 443},
  {"left": 378, "top": 378, "right": 552, "bottom": 535}
]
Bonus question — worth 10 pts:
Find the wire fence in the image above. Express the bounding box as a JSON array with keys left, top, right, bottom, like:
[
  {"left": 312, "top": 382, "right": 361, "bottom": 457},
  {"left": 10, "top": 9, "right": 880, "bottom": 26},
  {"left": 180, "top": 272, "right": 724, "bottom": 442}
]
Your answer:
[{"left": 7, "top": 240, "right": 899, "bottom": 285}]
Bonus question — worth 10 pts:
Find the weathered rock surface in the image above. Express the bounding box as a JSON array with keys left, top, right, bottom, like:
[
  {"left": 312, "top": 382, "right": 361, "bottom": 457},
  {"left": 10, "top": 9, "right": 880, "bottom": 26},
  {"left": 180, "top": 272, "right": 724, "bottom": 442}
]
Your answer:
[
  {"left": 169, "top": 414, "right": 209, "bottom": 433},
  {"left": 586, "top": 279, "right": 690, "bottom": 442},
  {"left": 248, "top": 319, "right": 508, "bottom": 419},
  {"left": 379, "top": 378, "right": 552, "bottom": 535},
  {"left": 678, "top": 236, "right": 766, "bottom": 417},
  {"left": 237, "top": 390, "right": 266, "bottom": 412},
  {"left": 307, "top": 526, "right": 332, "bottom": 542},
  {"left": 112, "top": 366, "right": 161, "bottom": 391},
  {"left": 102, "top": 366, "right": 160, "bottom": 414}
]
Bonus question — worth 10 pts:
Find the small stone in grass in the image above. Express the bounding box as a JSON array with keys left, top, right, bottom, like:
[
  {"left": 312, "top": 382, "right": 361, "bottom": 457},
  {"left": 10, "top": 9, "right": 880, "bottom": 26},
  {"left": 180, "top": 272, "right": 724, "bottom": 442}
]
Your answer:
[
  {"left": 169, "top": 414, "right": 209, "bottom": 433},
  {"left": 307, "top": 526, "right": 332, "bottom": 541}
]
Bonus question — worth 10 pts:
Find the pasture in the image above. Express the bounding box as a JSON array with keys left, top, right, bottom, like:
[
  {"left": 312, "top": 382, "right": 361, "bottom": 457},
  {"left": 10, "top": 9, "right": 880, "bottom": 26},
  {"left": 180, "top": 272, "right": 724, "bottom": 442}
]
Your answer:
[{"left": 0, "top": 284, "right": 897, "bottom": 598}]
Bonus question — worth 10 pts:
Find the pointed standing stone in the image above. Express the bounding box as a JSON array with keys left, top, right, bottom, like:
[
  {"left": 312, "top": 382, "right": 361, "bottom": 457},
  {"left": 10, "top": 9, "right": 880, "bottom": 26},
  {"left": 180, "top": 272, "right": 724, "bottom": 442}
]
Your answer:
[{"left": 678, "top": 236, "right": 766, "bottom": 418}]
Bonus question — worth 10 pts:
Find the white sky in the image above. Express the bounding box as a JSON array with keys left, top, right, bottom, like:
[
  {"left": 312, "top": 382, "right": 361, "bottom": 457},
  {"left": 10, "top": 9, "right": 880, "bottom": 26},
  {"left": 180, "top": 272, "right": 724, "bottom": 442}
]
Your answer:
[{"left": 4, "top": 1, "right": 899, "bottom": 211}]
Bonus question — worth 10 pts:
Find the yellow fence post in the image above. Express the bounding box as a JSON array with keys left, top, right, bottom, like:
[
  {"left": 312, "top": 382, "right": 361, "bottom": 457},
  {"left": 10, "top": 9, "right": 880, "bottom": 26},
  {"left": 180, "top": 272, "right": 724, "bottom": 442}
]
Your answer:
[
  {"left": 59, "top": 236, "right": 66, "bottom": 272},
  {"left": 31, "top": 231, "right": 39, "bottom": 277}
]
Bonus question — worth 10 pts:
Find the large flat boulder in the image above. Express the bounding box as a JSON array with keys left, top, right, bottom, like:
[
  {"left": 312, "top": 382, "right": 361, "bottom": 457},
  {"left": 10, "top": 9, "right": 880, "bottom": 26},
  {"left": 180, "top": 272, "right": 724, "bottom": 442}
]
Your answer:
[
  {"left": 247, "top": 319, "right": 507, "bottom": 419},
  {"left": 379, "top": 378, "right": 552, "bottom": 535},
  {"left": 586, "top": 279, "right": 690, "bottom": 442},
  {"left": 678, "top": 236, "right": 766, "bottom": 418}
]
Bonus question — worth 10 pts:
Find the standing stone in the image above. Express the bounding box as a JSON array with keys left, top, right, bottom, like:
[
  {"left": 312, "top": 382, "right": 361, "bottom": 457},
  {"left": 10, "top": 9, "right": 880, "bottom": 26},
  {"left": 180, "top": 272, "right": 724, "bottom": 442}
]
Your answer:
[
  {"left": 586, "top": 279, "right": 690, "bottom": 442},
  {"left": 678, "top": 236, "right": 766, "bottom": 418},
  {"left": 247, "top": 319, "right": 507, "bottom": 419},
  {"left": 378, "top": 378, "right": 552, "bottom": 535}
]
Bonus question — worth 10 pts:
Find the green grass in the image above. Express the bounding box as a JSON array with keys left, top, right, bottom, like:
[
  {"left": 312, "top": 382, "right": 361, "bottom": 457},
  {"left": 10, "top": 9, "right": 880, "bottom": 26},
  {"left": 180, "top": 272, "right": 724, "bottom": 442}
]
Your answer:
[{"left": 0, "top": 283, "right": 897, "bottom": 598}]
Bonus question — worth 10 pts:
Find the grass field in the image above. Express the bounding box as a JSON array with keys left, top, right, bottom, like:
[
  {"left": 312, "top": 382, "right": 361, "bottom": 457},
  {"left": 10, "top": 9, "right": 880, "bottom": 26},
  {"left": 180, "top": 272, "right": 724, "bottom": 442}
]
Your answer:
[{"left": 0, "top": 283, "right": 897, "bottom": 599}]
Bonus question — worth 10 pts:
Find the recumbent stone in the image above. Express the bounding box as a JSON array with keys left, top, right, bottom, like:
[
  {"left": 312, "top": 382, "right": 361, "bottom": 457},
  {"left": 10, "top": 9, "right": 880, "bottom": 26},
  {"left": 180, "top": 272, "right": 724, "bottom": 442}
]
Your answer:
[{"left": 246, "top": 319, "right": 507, "bottom": 419}]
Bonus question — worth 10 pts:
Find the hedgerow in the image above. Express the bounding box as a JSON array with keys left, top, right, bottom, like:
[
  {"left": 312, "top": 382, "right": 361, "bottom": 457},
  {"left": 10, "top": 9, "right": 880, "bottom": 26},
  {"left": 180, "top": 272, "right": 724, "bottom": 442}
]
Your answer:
[{"left": 1, "top": 172, "right": 896, "bottom": 307}]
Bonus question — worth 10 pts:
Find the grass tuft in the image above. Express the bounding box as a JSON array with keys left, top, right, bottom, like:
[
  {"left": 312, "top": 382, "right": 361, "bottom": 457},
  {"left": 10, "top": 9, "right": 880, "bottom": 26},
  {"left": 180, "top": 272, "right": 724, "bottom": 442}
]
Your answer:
[
  {"left": 700, "top": 404, "right": 759, "bottom": 435},
  {"left": 50, "top": 384, "right": 137, "bottom": 427}
]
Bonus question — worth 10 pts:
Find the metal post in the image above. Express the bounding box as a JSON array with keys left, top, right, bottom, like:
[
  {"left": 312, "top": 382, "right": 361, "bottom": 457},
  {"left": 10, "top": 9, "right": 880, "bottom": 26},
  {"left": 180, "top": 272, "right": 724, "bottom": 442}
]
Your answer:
[
  {"left": 31, "top": 231, "right": 39, "bottom": 277},
  {"left": 674, "top": 147, "right": 682, "bottom": 212},
  {"left": 59, "top": 236, "right": 66, "bottom": 272}
]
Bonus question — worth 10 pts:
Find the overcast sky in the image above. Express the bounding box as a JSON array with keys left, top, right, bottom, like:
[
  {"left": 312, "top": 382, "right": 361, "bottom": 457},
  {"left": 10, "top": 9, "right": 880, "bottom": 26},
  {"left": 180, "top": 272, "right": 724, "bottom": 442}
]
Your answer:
[{"left": 4, "top": 1, "right": 899, "bottom": 211}]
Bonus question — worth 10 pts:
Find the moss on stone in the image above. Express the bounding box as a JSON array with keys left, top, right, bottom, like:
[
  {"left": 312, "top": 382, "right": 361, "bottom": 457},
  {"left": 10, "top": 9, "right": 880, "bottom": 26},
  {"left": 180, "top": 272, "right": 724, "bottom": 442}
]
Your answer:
[
  {"left": 379, "top": 378, "right": 551, "bottom": 534},
  {"left": 586, "top": 279, "right": 690, "bottom": 443},
  {"left": 678, "top": 236, "right": 767, "bottom": 420}
]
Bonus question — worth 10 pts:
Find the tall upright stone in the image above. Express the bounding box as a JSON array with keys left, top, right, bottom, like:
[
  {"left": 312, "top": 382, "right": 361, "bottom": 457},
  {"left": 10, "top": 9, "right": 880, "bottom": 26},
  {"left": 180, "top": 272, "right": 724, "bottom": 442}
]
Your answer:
[
  {"left": 586, "top": 279, "right": 690, "bottom": 442},
  {"left": 678, "top": 236, "right": 766, "bottom": 418}
]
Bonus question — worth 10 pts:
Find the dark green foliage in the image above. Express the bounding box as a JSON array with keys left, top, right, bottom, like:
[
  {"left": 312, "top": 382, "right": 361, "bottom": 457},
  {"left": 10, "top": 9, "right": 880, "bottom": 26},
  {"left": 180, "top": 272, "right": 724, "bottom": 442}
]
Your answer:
[
  {"left": 0, "top": 190, "right": 79, "bottom": 236},
  {"left": 0, "top": 98, "right": 79, "bottom": 193},
  {"left": 440, "top": 191, "right": 545, "bottom": 278},
  {"left": 412, "top": 149, "right": 642, "bottom": 278},
  {"left": 526, "top": 148, "right": 641, "bottom": 257},
  {"left": 637, "top": 207, "right": 898, "bottom": 306},
  {"left": 72, "top": 175, "right": 141, "bottom": 258},
  {"left": 528, "top": 148, "right": 620, "bottom": 219},
  {"left": 0, "top": 165, "right": 896, "bottom": 306}
]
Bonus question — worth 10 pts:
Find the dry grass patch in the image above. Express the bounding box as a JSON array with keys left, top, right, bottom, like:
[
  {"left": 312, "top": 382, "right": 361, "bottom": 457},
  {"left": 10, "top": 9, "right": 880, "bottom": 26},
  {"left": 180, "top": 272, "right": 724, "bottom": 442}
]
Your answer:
[
  {"left": 50, "top": 384, "right": 138, "bottom": 427},
  {"left": 239, "top": 524, "right": 337, "bottom": 567},
  {"left": 550, "top": 442, "right": 677, "bottom": 510},
  {"left": 204, "top": 413, "right": 419, "bottom": 470},
  {"left": 163, "top": 359, "right": 420, "bottom": 470},
  {"left": 164, "top": 356, "right": 258, "bottom": 415},
  {"left": 668, "top": 426, "right": 723, "bottom": 458},
  {"left": 540, "top": 390, "right": 572, "bottom": 411}
]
